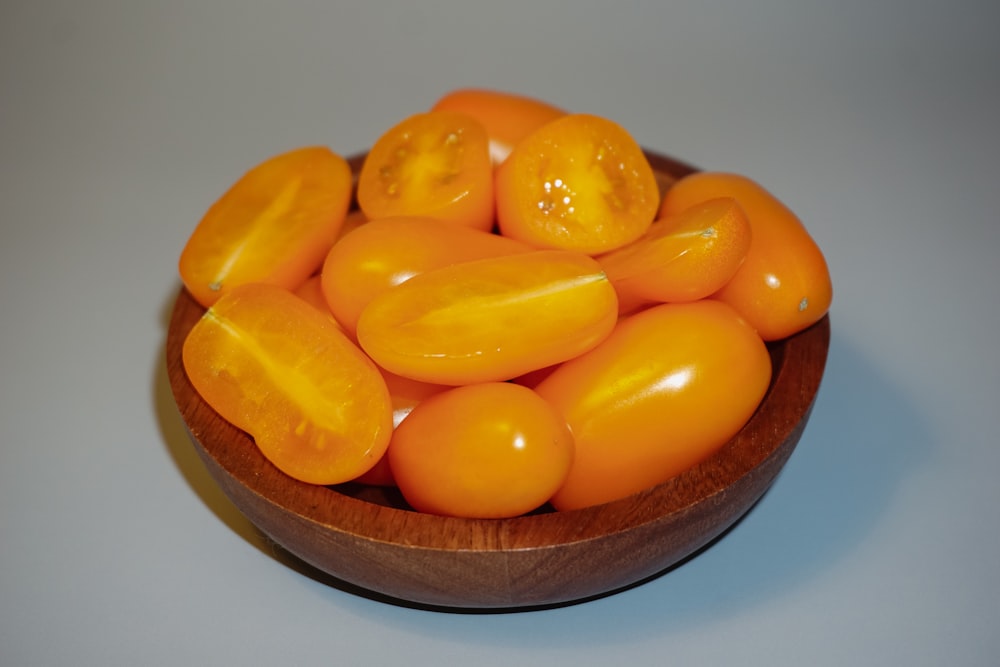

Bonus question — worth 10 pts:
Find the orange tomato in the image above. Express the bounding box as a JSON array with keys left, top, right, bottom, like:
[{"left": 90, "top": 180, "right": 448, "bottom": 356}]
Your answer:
[
  {"left": 430, "top": 88, "right": 566, "bottom": 163},
  {"left": 495, "top": 113, "right": 660, "bottom": 254},
  {"left": 535, "top": 299, "right": 771, "bottom": 511},
  {"left": 356, "top": 249, "right": 619, "bottom": 385},
  {"left": 357, "top": 111, "right": 494, "bottom": 231},
  {"left": 179, "top": 146, "right": 352, "bottom": 308},
  {"left": 181, "top": 282, "right": 393, "bottom": 485},
  {"left": 659, "top": 172, "right": 832, "bottom": 340},
  {"left": 597, "top": 197, "right": 752, "bottom": 312},
  {"left": 388, "top": 382, "right": 574, "bottom": 518},
  {"left": 320, "top": 216, "right": 530, "bottom": 336}
]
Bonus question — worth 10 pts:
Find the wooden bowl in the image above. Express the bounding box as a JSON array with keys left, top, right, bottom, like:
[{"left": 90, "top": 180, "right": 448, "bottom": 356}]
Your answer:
[{"left": 165, "top": 151, "right": 830, "bottom": 611}]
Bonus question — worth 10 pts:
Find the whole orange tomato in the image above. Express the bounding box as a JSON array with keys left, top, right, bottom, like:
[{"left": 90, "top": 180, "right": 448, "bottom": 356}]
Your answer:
[
  {"left": 535, "top": 299, "right": 772, "bottom": 511},
  {"left": 388, "top": 382, "right": 574, "bottom": 518}
]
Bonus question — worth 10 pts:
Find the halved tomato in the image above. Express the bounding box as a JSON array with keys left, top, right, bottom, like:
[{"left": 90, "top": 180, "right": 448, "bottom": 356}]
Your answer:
[
  {"left": 179, "top": 146, "right": 352, "bottom": 308},
  {"left": 356, "top": 111, "right": 494, "bottom": 231},
  {"left": 495, "top": 113, "right": 659, "bottom": 254},
  {"left": 182, "top": 283, "right": 393, "bottom": 485}
]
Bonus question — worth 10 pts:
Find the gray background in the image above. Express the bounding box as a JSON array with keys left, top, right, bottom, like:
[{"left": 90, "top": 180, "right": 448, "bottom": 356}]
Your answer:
[{"left": 3, "top": 1, "right": 998, "bottom": 664}]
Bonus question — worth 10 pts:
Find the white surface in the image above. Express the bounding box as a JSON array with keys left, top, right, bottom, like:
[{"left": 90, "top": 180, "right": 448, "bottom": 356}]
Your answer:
[{"left": 2, "top": 1, "right": 998, "bottom": 665}]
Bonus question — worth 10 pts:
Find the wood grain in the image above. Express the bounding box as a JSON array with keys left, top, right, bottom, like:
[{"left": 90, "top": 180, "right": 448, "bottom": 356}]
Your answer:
[{"left": 165, "top": 151, "right": 831, "bottom": 610}]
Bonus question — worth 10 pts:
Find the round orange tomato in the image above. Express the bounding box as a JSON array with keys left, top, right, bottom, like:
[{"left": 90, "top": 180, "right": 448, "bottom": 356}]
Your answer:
[
  {"left": 356, "top": 111, "right": 494, "bottom": 231},
  {"left": 535, "top": 299, "right": 772, "bottom": 511},
  {"left": 388, "top": 382, "right": 575, "bottom": 518},
  {"left": 495, "top": 113, "right": 659, "bottom": 254}
]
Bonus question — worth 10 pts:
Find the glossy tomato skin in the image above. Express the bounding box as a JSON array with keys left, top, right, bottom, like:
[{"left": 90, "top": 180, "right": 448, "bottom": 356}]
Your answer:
[
  {"left": 495, "top": 113, "right": 660, "bottom": 254},
  {"left": 388, "top": 382, "right": 575, "bottom": 518},
  {"left": 659, "top": 172, "right": 832, "bottom": 341},
  {"left": 535, "top": 299, "right": 772, "bottom": 511},
  {"left": 597, "top": 197, "right": 752, "bottom": 313},
  {"left": 179, "top": 146, "right": 352, "bottom": 308},
  {"left": 320, "top": 216, "right": 531, "bottom": 337},
  {"left": 182, "top": 283, "right": 393, "bottom": 485},
  {"left": 357, "top": 111, "right": 494, "bottom": 231},
  {"left": 355, "top": 249, "right": 619, "bottom": 385},
  {"left": 430, "top": 88, "right": 566, "bottom": 163}
]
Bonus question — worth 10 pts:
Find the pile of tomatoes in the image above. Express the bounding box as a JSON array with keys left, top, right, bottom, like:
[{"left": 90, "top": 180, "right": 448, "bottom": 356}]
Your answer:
[{"left": 178, "top": 89, "right": 832, "bottom": 518}]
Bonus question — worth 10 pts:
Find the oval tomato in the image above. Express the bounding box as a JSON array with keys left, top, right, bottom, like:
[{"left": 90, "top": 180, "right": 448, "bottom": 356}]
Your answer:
[
  {"left": 534, "top": 299, "right": 772, "bottom": 511},
  {"left": 495, "top": 113, "right": 660, "bottom": 254},
  {"left": 355, "top": 249, "right": 619, "bottom": 385},
  {"left": 389, "top": 382, "right": 575, "bottom": 518},
  {"left": 356, "top": 111, "right": 494, "bottom": 231},
  {"left": 659, "top": 172, "right": 832, "bottom": 340},
  {"left": 182, "top": 282, "right": 393, "bottom": 485},
  {"left": 179, "top": 146, "right": 353, "bottom": 308},
  {"left": 320, "top": 216, "right": 530, "bottom": 336}
]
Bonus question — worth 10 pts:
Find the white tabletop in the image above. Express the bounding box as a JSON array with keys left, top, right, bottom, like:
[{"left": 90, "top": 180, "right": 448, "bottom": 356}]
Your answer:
[{"left": 3, "top": 2, "right": 998, "bottom": 665}]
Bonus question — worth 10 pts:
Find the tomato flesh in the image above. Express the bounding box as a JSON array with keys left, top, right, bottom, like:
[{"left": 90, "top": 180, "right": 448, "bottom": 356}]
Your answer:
[
  {"left": 179, "top": 146, "right": 352, "bottom": 308},
  {"left": 495, "top": 114, "right": 659, "bottom": 254},
  {"left": 182, "top": 283, "right": 393, "bottom": 485},
  {"left": 357, "top": 111, "right": 494, "bottom": 231}
]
